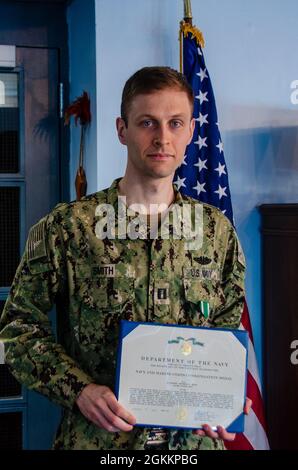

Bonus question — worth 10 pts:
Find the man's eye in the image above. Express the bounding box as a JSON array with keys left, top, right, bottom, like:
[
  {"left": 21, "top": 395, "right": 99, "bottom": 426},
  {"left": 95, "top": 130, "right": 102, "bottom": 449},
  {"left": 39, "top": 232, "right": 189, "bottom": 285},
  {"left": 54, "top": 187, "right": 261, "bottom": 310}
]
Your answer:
[
  {"left": 142, "top": 120, "right": 153, "bottom": 127},
  {"left": 171, "top": 121, "right": 183, "bottom": 128}
]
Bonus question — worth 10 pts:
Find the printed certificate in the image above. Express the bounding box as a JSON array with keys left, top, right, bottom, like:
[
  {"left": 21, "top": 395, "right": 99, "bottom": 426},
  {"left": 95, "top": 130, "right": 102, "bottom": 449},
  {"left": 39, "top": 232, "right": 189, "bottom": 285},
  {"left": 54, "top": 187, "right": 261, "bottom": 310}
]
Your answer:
[{"left": 115, "top": 321, "right": 248, "bottom": 432}]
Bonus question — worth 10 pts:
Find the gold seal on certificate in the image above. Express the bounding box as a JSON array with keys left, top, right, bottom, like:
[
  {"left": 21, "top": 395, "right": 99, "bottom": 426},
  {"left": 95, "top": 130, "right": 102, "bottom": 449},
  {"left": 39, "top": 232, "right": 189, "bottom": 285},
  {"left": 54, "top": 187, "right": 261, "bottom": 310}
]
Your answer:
[
  {"left": 176, "top": 407, "right": 188, "bottom": 422},
  {"left": 181, "top": 340, "right": 192, "bottom": 356},
  {"left": 116, "top": 321, "right": 248, "bottom": 433}
]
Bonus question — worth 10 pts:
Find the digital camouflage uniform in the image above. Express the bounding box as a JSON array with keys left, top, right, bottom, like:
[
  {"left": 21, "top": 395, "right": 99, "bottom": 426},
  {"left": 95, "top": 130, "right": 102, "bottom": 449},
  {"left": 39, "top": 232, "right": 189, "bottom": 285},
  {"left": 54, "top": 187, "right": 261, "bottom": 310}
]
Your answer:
[{"left": 0, "top": 177, "right": 245, "bottom": 450}]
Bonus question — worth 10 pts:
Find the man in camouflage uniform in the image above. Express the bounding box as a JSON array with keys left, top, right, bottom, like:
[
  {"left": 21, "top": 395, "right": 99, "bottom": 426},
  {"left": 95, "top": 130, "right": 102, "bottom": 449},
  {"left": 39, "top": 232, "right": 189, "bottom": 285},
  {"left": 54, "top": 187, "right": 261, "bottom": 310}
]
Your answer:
[{"left": 0, "top": 67, "right": 247, "bottom": 450}]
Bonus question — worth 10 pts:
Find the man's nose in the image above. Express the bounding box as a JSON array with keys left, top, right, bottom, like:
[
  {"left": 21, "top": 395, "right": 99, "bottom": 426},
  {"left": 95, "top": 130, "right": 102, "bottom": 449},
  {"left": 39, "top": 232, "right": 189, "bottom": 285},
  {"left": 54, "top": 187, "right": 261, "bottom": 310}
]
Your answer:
[{"left": 152, "top": 124, "right": 170, "bottom": 147}]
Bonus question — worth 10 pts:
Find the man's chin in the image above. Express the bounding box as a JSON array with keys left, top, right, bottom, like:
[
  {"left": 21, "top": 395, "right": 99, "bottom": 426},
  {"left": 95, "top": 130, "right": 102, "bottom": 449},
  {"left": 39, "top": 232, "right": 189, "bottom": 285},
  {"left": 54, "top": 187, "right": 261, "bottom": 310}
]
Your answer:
[
  {"left": 147, "top": 170, "right": 176, "bottom": 180},
  {"left": 144, "top": 165, "right": 178, "bottom": 179}
]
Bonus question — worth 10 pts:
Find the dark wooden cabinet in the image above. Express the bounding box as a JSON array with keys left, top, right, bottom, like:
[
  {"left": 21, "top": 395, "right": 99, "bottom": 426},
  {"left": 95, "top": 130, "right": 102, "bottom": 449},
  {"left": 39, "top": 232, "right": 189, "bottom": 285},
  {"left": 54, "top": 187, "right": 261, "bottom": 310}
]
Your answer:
[{"left": 260, "top": 204, "right": 298, "bottom": 450}]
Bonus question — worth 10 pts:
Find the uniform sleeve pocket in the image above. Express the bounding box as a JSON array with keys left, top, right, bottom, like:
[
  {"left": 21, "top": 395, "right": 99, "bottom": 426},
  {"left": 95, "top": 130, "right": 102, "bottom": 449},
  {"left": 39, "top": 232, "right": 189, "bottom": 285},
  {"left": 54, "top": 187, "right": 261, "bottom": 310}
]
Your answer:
[{"left": 28, "top": 260, "right": 52, "bottom": 275}]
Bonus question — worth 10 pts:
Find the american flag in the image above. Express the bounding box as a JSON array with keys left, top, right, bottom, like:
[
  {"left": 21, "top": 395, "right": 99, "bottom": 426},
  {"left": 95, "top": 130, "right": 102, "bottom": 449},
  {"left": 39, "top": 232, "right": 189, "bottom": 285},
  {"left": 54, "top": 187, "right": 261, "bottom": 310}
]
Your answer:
[{"left": 174, "top": 21, "right": 269, "bottom": 450}]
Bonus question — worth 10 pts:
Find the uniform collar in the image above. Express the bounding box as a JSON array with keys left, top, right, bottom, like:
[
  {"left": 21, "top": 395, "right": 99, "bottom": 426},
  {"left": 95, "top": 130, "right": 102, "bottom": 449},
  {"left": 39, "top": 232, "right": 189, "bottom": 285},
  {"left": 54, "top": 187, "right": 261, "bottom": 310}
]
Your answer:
[
  {"left": 106, "top": 177, "right": 184, "bottom": 209},
  {"left": 106, "top": 177, "right": 196, "bottom": 240}
]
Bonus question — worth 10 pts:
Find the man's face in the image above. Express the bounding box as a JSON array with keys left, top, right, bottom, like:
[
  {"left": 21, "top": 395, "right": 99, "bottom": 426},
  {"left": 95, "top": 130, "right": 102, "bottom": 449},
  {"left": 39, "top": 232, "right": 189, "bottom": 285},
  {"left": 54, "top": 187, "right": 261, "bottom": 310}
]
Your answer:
[{"left": 116, "top": 88, "right": 195, "bottom": 180}]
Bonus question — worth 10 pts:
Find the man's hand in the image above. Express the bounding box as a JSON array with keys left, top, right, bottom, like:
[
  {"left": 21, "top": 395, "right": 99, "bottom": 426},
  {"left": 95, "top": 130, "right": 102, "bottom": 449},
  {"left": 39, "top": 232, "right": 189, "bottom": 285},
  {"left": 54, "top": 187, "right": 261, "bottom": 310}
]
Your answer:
[
  {"left": 76, "top": 384, "right": 136, "bottom": 433},
  {"left": 192, "top": 398, "right": 253, "bottom": 441}
]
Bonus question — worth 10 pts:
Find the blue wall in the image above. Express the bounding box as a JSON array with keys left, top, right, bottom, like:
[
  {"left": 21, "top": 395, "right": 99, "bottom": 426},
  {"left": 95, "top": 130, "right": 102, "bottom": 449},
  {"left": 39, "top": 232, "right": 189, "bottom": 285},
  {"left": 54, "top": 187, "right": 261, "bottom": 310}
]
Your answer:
[
  {"left": 95, "top": 0, "right": 181, "bottom": 190},
  {"left": 67, "top": 0, "right": 98, "bottom": 200},
  {"left": 68, "top": 0, "right": 298, "bottom": 388}
]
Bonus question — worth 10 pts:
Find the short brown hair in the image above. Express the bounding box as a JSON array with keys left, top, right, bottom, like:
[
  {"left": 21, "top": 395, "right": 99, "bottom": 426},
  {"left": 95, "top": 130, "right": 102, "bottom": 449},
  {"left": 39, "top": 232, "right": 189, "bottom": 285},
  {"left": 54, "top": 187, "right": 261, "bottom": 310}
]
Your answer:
[{"left": 121, "top": 66, "right": 194, "bottom": 125}]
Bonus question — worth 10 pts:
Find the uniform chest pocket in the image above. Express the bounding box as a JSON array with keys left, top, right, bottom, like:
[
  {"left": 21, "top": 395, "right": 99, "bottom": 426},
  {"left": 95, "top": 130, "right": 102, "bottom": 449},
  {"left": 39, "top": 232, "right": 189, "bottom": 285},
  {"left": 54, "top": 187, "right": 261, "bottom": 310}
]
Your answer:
[
  {"left": 74, "top": 263, "right": 135, "bottom": 310},
  {"left": 183, "top": 278, "right": 225, "bottom": 325},
  {"left": 87, "top": 275, "right": 135, "bottom": 309},
  {"left": 78, "top": 274, "right": 135, "bottom": 347}
]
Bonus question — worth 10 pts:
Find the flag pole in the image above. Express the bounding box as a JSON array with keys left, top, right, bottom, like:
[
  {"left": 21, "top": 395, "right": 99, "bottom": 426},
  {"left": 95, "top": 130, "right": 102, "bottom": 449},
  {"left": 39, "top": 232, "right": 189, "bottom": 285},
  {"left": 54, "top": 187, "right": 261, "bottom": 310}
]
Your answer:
[
  {"left": 184, "top": 0, "right": 193, "bottom": 25},
  {"left": 180, "top": 0, "right": 193, "bottom": 72},
  {"left": 180, "top": 1, "right": 205, "bottom": 73}
]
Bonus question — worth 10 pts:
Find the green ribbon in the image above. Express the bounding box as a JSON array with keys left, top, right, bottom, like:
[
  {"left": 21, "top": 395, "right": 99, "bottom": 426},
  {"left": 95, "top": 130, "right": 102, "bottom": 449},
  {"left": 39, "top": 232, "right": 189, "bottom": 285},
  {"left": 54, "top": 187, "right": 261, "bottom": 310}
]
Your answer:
[{"left": 199, "top": 300, "right": 210, "bottom": 319}]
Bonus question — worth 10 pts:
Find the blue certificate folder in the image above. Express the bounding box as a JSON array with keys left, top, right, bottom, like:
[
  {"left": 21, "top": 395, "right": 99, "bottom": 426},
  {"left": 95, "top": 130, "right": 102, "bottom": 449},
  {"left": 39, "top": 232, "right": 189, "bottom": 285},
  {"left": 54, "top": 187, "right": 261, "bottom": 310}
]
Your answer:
[{"left": 115, "top": 320, "right": 248, "bottom": 433}]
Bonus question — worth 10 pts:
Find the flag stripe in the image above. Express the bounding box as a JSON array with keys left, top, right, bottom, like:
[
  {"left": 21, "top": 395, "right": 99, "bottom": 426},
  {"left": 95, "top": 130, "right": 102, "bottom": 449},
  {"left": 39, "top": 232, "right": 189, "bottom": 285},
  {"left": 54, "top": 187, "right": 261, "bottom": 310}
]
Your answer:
[
  {"left": 226, "top": 409, "right": 269, "bottom": 450},
  {"left": 225, "top": 431, "right": 254, "bottom": 451},
  {"left": 241, "top": 301, "right": 254, "bottom": 341},
  {"left": 246, "top": 371, "right": 267, "bottom": 431},
  {"left": 242, "top": 409, "right": 270, "bottom": 450},
  {"left": 247, "top": 337, "right": 262, "bottom": 391},
  {"left": 239, "top": 323, "right": 262, "bottom": 391}
]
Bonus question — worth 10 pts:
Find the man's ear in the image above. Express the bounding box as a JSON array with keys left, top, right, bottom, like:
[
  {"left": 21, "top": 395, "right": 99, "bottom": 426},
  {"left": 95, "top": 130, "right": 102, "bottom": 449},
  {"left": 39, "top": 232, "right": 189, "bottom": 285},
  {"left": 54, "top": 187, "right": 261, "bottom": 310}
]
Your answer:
[
  {"left": 187, "top": 118, "right": 195, "bottom": 145},
  {"left": 116, "top": 117, "right": 127, "bottom": 145}
]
